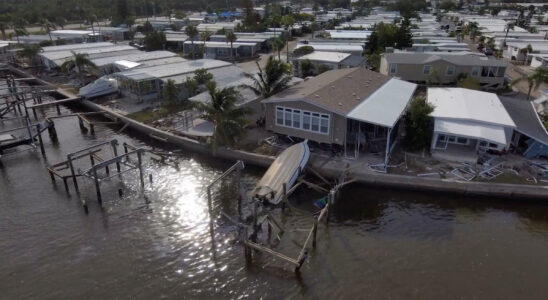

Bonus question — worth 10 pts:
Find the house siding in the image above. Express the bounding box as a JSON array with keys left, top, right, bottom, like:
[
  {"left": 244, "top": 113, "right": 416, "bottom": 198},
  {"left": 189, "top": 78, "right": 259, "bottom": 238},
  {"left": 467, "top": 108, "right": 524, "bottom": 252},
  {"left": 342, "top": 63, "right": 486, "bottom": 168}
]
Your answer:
[{"left": 264, "top": 100, "right": 347, "bottom": 145}]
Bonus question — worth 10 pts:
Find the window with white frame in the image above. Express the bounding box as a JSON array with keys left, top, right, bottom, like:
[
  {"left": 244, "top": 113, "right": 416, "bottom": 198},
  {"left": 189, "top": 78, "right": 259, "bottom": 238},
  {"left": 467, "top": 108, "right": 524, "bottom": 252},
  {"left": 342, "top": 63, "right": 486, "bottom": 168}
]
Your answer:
[
  {"left": 423, "top": 65, "right": 432, "bottom": 75},
  {"left": 275, "top": 106, "right": 330, "bottom": 135},
  {"left": 389, "top": 63, "right": 397, "bottom": 74},
  {"left": 471, "top": 66, "right": 480, "bottom": 77},
  {"left": 446, "top": 65, "right": 455, "bottom": 76}
]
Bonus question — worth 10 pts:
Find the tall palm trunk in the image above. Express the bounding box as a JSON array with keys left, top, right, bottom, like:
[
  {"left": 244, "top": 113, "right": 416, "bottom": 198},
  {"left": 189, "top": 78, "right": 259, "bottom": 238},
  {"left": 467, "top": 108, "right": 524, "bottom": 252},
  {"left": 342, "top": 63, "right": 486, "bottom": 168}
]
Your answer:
[
  {"left": 286, "top": 39, "right": 289, "bottom": 62},
  {"left": 48, "top": 31, "right": 52, "bottom": 41},
  {"left": 230, "top": 41, "right": 234, "bottom": 63}
]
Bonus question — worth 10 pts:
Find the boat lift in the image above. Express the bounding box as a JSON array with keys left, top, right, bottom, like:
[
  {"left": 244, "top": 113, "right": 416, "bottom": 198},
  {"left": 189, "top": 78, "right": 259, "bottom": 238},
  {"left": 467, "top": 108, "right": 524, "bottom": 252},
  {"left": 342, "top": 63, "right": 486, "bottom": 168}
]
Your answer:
[
  {"left": 47, "top": 140, "right": 148, "bottom": 213},
  {"left": 206, "top": 159, "right": 355, "bottom": 273}
]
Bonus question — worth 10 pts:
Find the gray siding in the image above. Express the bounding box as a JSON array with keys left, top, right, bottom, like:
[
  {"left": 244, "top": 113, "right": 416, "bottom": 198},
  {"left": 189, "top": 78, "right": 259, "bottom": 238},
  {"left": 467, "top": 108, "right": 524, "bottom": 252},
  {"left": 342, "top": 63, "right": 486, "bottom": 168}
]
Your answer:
[{"left": 264, "top": 100, "right": 346, "bottom": 145}]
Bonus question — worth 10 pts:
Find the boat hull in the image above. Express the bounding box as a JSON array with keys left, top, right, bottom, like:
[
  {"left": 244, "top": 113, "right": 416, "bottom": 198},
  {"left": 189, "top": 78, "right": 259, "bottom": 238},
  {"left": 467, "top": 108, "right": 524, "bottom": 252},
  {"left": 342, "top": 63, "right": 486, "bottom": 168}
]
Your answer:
[{"left": 253, "top": 140, "right": 310, "bottom": 205}]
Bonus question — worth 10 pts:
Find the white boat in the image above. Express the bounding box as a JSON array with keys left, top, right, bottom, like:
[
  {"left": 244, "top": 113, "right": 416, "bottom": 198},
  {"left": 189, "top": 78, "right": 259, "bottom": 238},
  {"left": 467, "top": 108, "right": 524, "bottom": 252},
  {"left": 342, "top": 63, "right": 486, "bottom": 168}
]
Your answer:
[
  {"left": 253, "top": 140, "right": 310, "bottom": 205},
  {"left": 78, "top": 75, "right": 118, "bottom": 99}
]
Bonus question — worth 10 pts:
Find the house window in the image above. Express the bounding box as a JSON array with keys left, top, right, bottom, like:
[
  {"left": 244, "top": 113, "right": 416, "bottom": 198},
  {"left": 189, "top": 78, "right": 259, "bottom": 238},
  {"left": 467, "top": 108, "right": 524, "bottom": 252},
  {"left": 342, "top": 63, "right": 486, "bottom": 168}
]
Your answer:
[
  {"left": 423, "top": 65, "right": 431, "bottom": 75},
  {"left": 276, "top": 107, "right": 283, "bottom": 125},
  {"left": 292, "top": 109, "right": 301, "bottom": 128},
  {"left": 302, "top": 112, "right": 311, "bottom": 130},
  {"left": 389, "top": 63, "right": 397, "bottom": 74},
  {"left": 446, "top": 65, "right": 455, "bottom": 76},
  {"left": 471, "top": 66, "right": 480, "bottom": 77},
  {"left": 311, "top": 113, "right": 320, "bottom": 131},
  {"left": 488, "top": 67, "right": 496, "bottom": 77},
  {"left": 284, "top": 108, "right": 292, "bottom": 126},
  {"left": 275, "top": 106, "right": 329, "bottom": 135},
  {"left": 320, "top": 115, "right": 329, "bottom": 133}
]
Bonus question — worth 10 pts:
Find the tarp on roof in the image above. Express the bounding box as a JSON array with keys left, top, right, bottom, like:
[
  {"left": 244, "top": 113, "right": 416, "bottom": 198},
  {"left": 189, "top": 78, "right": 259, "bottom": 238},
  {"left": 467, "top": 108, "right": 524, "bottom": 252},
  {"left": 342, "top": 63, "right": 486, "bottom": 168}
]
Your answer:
[
  {"left": 434, "top": 118, "right": 508, "bottom": 145},
  {"left": 346, "top": 78, "right": 417, "bottom": 128}
]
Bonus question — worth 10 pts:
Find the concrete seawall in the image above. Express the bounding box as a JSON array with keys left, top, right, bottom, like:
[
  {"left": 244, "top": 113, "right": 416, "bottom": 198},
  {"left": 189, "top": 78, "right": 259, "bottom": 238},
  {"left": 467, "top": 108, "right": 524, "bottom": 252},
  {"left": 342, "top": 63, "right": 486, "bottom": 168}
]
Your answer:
[{"left": 9, "top": 66, "right": 548, "bottom": 201}]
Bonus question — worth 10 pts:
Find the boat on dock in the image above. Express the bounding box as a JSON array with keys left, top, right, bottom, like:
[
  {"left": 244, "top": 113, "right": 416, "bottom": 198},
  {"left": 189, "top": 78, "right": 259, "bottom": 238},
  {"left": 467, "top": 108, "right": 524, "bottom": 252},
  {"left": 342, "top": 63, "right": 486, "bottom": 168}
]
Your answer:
[
  {"left": 78, "top": 75, "right": 118, "bottom": 99},
  {"left": 253, "top": 140, "right": 310, "bottom": 205}
]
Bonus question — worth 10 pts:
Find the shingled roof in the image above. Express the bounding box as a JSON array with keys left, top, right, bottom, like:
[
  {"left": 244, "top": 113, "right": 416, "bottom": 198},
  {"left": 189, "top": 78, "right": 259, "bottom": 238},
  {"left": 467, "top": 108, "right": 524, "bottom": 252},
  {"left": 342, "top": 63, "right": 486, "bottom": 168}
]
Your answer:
[{"left": 263, "top": 68, "right": 391, "bottom": 115}]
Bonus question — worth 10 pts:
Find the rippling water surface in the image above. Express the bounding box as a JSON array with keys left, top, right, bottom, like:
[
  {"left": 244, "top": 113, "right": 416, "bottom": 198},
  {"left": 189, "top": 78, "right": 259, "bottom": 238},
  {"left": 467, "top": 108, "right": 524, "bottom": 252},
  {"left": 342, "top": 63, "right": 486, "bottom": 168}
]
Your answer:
[{"left": 2, "top": 99, "right": 548, "bottom": 299}]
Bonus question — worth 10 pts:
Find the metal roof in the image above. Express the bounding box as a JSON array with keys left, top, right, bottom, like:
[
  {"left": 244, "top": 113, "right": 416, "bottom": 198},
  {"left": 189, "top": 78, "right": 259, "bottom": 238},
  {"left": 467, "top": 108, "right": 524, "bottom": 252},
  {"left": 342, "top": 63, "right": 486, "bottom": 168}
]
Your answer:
[
  {"left": 297, "top": 51, "right": 351, "bottom": 63},
  {"left": 384, "top": 52, "right": 508, "bottom": 67},
  {"left": 295, "top": 43, "right": 364, "bottom": 53},
  {"left": 434, "top": 118, "right": 509, "bottom": 145},
  {"left": 428, "top": 88, "right": 515, "bottom": 128},
  {"left": 41, "top": 42, "right": 115, "bottom": 53},
  {"left": 40, "top": 45, "right": 136, "bottom": 62},
  {"left": 325, "top": 30, "right": 371, "bottom": 39},
  {"left": 500, "top": 96, "right": 548, "bottom": 146},
  {"left": 117, "top": 59, "right": 231, "bottom": 81},
  {"left": 91, "top": 50, "right": 178, "bottom": 67},
  {"left": 346, "top": 78, "right": 417, "bottom": 128}
]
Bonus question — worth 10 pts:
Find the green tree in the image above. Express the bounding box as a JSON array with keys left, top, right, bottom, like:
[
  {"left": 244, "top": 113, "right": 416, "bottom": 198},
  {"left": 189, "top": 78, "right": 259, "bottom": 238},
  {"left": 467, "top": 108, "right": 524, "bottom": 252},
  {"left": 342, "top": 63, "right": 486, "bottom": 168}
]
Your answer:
[
  {"left": 56, "top": 16, "right": 67, "bottom": 30},
  {"left": 310, "top": 22, "right": 320, "bottom": 39},
  {"left": 184, "top": 25, "right": 199, "bottom": 59},
  {"left": 0, "top": 15, "right": 11, "bottom": 41},
  {"left": 162, "top": 79, "right": 179, "bottom": 107},
  {"left": 87, "top": 13, "right": 98, "bottom": 37},
  {"left": 143, "top": 30, "right": 166, "bottom": 51},
  {"left": 40, "top": 18, "right": 57, "bottom": 42},
  {"left": 293, "top": 45, "right": 314, "bottom": 56},
  {"left": 225, "top": 31, "right": 237, "bottom": 64},
  {"left": 511, "top": 68, "right": 548, "bottom": 100},
  {"left": 17, "top": 44, "right": 42, "bottom": 66},
  {"left": 193, "top": 81, "right": 252, "bottom": 151},
  {"left": 13, "top": 19, "right": 29, "bottom": 44},
  {"left": 244, "top": 56, "right": 292, "bottom": 98},
  {"left": 200, "top": 30, "right": 213, "bottom": 57},
  {"left": 184, "top": 77, "right": 199, "bottom": 98},
  {"left": 194, "top": 68, "right": 213, "bottom": 84},
  {"left": 280, "top": 15, "right": 295, "bottom": 62},
  {"left": 300, "top": 59, "right": 314, "bottom": 77},
  {"left": 271, "top": 37, "right": 285, "bottom": 60},
  {"left": 60, "top": 51, "right": 98, "bottom": 86},
  {"left": 406, "top": 96, "right": 434, "bottom": 151},
  {"left": 395, "top": 17, "right": 413, "bottom": 49},
  {"left": 503, "top": 22, "right": 514, "bottom": 46}
]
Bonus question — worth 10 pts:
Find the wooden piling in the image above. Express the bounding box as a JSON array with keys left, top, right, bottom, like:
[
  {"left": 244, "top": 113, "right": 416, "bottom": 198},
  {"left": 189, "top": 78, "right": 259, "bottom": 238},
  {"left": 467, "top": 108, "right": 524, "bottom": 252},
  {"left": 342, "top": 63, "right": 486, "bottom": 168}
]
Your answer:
[{"left": 35, "top": 124, "right": 45, "bottom": 156}]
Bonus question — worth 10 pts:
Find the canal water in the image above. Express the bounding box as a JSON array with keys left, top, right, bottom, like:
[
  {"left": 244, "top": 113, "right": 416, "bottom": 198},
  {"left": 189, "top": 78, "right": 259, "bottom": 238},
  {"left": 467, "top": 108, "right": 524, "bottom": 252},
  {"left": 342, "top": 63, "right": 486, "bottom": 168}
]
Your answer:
[{"left": 2, "top": 102, "right": 548, "bottom": 299}]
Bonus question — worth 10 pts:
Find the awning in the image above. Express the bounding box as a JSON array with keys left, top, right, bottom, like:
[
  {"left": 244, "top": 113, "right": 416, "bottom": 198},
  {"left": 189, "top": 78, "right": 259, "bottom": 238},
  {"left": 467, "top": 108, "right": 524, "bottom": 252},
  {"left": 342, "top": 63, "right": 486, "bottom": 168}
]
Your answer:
[
  {"left": 434, "top": 119, "right": 508, "bottom": 146},
  {"left": 346, "top": 78, "right": 417, "bottom": 128}
]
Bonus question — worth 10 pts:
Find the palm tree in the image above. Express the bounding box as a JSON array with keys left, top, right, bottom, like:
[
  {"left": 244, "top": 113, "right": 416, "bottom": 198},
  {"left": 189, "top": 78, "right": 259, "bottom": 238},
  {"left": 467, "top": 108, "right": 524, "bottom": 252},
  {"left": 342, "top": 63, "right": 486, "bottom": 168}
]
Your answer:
[
  {"left": 280, "top": 15, "right": 295, "bottom": 62},
  {"left": 13, "top": 19, "right": 29, "bottom": 44},
  {"left": 511, "top": 68, "right": 548, "bottom": 100},
  {"left": 17, "top": 44, "right": 42, "bottom": 66},
  {"left": 271, "top": 37, "right": 285, "bottom": 61},
  {"left": 184, "top": 25, "right": 199, "bottom": 59},
  {"left": 466, "top": 21, "right": 479, "bottom": 41},
  {"left": 200, "top": 30, "right": 212, "bottom": 58},
  {"left": 87, "top": 13, "right": 98, "bottom": 40},
  {"left": 40, "top": 18, "right": 56, "bottom": 42},
  {"left": 0, "top": 15, "right": 11, "bottom": 40},
  {"left": 60, "top": 51, "right": 98, "bottom": 87},
  {"left": 503, "top": 22, "right": 514, "bottom": 47},
  {"left": 244, "top": 56, "right": 292, "bottom": 98},
  {"left": 310, "top": 22, "right": 320, "bottom": 39},
  {"left": 193, "top": 81, "right": 252, "bottom": 151},
  {"left": 519, "top": 44, "right": 533, "bottom": 64},
  {"left": 225, "top": 31, "right": 237, "bottom": 64},
  {"left": 56, "top": 17, "right": 67, "bottom": 30}
]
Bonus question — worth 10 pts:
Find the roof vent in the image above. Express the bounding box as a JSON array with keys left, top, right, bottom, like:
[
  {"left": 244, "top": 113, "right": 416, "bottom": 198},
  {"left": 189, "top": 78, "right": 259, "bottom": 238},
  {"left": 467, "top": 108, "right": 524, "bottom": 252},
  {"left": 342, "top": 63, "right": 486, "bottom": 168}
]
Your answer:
[
  {"left": 315, "top": 94, "right": 320, "bottom": 98},
  {"left": 355, "top": 97, "right": 360, "bottom": 100},
  {"left": 352, "top": 92, "right": 356, "bottom": 96},
  {"left": 331, "top": 85, "right": 335, "bottom": 89},
  {"left": 338, "top": 102, "right": 343, "bottom": 106}
]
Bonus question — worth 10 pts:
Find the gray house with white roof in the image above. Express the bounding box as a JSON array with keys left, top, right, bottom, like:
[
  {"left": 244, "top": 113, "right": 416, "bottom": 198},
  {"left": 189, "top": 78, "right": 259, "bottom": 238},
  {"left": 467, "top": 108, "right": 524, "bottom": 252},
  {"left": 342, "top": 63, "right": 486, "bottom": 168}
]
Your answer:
[
  {"left": 263, "top": 68, "right": 417, "bottom": 167},
  {"left": 380, "top": 52, "right": 508, "bottom": 89}
]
